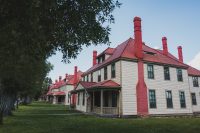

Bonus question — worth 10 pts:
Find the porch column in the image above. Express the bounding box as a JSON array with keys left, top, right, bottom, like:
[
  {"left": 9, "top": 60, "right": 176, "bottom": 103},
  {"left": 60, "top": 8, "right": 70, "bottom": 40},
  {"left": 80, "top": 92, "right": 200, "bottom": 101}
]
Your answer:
[
  {"left": 100, "top": 90, "right": 104, "bottom": 115},
  {"left": 92, "top": 91, "right": 94, "bottom": 112}
]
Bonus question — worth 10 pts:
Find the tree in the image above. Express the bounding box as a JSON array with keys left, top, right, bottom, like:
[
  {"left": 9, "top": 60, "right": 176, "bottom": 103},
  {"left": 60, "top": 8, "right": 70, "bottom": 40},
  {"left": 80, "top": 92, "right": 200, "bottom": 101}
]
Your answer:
[{"left": 0, "top": 0, "right": 121, "bottom": 124}]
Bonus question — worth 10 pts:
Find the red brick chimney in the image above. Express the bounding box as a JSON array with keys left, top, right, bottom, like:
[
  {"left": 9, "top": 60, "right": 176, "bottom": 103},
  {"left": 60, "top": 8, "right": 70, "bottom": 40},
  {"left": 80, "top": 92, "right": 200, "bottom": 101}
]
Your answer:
[
  {"left": 134, "top": 17, "right": 148, "bottom": 116},
  {"left": 134, "top": 17, "right": 143, "bottom": 59},
  {"left": 162, "top": 37, "right": 168, "bottom": 55},
  {"left": 73, "top": 66, "right": 78, "bottom": 85},
  {"left": 59, "top": 76, "right": 62, "bottom": 82},
  {"left": 93, "top": 50, "right": 97, "bottom": 66},
  {"left": 178, "top": 46, "right": 183, "bottom": 62}
]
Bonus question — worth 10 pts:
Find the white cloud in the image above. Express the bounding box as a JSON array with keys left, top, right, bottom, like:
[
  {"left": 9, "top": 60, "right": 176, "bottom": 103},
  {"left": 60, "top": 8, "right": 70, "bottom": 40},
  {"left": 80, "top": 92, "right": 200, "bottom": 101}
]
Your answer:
[
  {"left": 188, "top": 52, "right": 200, "bottom": 70},
  {"left": 153, "top": 46, "right": 161, "bottom": 50}
]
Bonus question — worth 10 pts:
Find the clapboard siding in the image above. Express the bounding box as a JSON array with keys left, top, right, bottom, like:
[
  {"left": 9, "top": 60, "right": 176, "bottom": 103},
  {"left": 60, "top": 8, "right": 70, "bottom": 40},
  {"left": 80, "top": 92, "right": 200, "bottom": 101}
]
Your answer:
[
  {"left": 121, "top": 61, "right": 138, "bottom": 115},
  {"left": 144, "top": 64, "right": 192, "bottom": 114},
  {"left": 189, "top": 76, "right": 200, "bottom": 112},
  {"left": 84, "top": 61, "right": 121, "bottom": 84},
  {"left": 76, "top": 91, "right": 87, "bottom": 112}
]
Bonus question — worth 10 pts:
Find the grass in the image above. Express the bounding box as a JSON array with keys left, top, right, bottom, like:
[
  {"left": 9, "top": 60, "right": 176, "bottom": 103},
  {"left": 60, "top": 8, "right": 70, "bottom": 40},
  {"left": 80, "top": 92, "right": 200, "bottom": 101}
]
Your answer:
[{"left": 0, "top": 102, "right": 200, "bottom": 133}]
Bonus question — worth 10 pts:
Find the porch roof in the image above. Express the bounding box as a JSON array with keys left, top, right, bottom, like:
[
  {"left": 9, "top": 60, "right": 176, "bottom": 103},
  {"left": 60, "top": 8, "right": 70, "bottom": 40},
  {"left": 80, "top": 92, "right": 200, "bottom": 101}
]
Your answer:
[{"left": 71, "top": 80, "right": 121, "bottom": 93}]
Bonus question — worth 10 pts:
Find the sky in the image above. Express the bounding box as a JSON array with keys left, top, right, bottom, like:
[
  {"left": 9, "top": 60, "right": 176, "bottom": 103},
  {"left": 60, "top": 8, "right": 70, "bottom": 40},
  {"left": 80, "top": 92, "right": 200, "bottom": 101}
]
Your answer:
[{"left": 48, "top": 0, "right": 200, "bottom": 82}]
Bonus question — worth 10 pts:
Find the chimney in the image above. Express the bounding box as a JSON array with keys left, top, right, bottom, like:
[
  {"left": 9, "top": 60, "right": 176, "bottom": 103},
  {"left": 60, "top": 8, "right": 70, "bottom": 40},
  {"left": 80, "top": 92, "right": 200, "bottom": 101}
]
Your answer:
[
  {"left": 178, "top": 46, "right": 183, "bottom": 62},
  {"left": 59, "top": 76, "right": 62, "bottom": 82},
  {"left": 55, "top": 80, "right": 58, "bottom": 84},
  {"left": 65, "top": 73, "right": 68, "bottom": 79},
  {"left": 134, "top": 17, "right": 143, "bottom": 59},
  {"left": 93, "top": 50, "right": 97, "bottom": 66},
  {"left": 162, "top": 37, "right": 168, "bottom": 55},
  {"left": 73, "top": 66, "right": 78, "bottom": 85}
]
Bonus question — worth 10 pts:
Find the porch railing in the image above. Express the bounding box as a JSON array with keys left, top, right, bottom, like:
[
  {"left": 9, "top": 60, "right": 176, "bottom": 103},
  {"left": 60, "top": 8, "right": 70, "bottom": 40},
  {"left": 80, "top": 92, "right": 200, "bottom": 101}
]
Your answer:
[{"left": 93, "top": 107, "right": 119, "bottom": 115}]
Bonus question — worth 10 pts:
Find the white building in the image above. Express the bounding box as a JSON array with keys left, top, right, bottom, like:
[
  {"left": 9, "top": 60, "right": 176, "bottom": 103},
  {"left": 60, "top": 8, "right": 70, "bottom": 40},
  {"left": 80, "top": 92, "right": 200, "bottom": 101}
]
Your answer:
[
  {"left": 71, "top": 17, "right": 200, "bottom": 117},
  {"left": 47, "top": 66, "right": 83, "bottom": 105}
]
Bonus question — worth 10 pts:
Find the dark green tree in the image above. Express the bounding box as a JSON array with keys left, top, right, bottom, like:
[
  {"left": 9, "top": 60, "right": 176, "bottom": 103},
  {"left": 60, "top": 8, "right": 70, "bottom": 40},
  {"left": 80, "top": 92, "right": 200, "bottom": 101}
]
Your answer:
[{"left": 0, "top": 0, "right": 121, "bottom": 124}]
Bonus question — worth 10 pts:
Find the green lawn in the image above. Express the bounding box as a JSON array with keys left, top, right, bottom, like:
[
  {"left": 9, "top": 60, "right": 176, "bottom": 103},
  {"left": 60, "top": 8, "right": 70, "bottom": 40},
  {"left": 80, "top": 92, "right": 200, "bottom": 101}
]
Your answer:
[{"left": 0, "top": 102, "right": 200, "bottom": 133}]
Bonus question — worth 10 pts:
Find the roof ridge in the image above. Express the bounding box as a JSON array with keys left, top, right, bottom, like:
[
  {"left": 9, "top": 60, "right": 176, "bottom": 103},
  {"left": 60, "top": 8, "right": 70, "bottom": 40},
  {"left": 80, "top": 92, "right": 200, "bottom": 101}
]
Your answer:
[{"left": 121, "top": 37, "right": 134, "bottom": 57}]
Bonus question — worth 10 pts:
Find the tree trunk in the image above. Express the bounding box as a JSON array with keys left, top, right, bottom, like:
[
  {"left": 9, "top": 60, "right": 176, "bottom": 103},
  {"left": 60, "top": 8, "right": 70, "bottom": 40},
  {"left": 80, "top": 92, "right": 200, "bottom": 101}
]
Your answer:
[{"left": 0, "top": 110, "right": 3, "bottom": 125}]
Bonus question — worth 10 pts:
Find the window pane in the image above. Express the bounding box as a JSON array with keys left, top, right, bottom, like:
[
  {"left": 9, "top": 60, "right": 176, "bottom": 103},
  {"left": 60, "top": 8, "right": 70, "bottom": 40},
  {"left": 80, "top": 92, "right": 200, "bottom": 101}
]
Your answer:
[
  {"left": 179, "top": 91, "right": 186, "bottom": 108},
  {"left": 149, "top": 90, "right": 156, "bottom": 108},
  {"left": 111, "top": 63, "right": 116, "bottom": 78},
  {"left": 166, "top": 90, "right": 173, "bottom": 108},
  {"left": 147, "top": 65, "right": 154, "bottom": 79},
  {"left": 164, "top": 66, "right": 170, "bottom": 80},
  {"left": 191, "top": 93, "right": 197, "bottom": 105}
]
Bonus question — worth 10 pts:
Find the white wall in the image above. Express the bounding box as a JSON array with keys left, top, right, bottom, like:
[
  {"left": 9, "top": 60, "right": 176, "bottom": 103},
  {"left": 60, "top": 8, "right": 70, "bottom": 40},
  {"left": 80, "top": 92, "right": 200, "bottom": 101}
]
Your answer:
[
  {"left": 76, "top": 91, "right": 87, "bottom": 112},
  {"left": 188, "top": 76, "right": 200, "bottom": 112},
  {"left": 84, "top": 61, "right": 121, "bottom": 84},
  {"left": 121, "top": 61, "right": 138, "bottom": 115},
  {"left": 144, "top": 64, "right": 193, "bottom": 114}
]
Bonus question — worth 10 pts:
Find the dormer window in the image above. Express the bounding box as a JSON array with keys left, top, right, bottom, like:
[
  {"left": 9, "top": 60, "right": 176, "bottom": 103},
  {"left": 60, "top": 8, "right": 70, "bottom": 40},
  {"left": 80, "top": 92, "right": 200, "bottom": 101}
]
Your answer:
[
  {"left": 144, "top": 51, "right": 156, "bottom": 56},
  {"left": 97, "top": 54, "right": 106, "bottom": 64}
]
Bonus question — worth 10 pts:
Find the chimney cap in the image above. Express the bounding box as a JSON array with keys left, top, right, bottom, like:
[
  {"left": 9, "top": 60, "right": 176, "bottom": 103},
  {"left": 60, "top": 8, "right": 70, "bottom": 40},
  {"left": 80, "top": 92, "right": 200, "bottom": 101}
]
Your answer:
[
  {"left": 178, "top": 46, "right": 182, "bottom": 49},
  {"left": 162, "top": 37, "right": 167, "bottom": 40},
  {"left": 134, "top": 16, "right": 141, "bottom": 21}
]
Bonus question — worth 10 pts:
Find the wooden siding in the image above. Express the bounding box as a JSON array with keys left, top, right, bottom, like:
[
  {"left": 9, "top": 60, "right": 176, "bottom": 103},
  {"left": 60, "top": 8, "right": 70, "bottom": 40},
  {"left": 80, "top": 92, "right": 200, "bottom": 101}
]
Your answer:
[
  {"left": 189, "top": 76, "right": 200, "bottom": 112},
  {"left": 144, "top": 64, "right": 193, "bottom": 114},
  {"left": 76, "top": 91, "right": 87, "bottom": 112},
  {"left": 121, "top": 61, "right": 138, "bottom": 115}
]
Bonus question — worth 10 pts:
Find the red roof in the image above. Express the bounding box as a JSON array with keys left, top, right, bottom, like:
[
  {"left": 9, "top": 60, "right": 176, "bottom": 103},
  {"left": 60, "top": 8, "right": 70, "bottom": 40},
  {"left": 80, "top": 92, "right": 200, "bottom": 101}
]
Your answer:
[
  {"left": 78, "top": 80, "right": 121, "bottom": 89},
  {"left": 49, "top": 71, "right": 83, "bottom": 90},
  {"left": 46, "top": 91, "right": 53, "bottom": 96},
  {"left": 53, "top": 91, "right": 66, "bottom": 96},
  {"left": 83, "top": 38, "right": 188, "bottom": 76},
  {"left": 97, "top": 47, "right": 115, "bottom": 58},
  {"left": 188, "top": 66, "right": 200, "bottom": 76}
]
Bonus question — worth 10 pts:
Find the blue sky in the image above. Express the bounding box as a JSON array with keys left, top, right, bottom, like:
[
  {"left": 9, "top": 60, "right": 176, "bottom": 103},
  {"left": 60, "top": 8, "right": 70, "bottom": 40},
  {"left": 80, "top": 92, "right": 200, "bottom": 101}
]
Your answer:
[{"left": 48, "top": 0, "right": 200, "bottom": 82}]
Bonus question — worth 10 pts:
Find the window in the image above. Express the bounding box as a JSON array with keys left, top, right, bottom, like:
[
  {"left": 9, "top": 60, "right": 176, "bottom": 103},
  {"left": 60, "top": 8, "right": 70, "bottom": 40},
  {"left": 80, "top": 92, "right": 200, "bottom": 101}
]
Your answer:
[
  {"left": 94, "top": 91, "right": 100, "bottom": 107},
  {"left": 91, "top": 73, "right": 93, "bottom": 82},
  {"left": 177, "top": 68, "right": 183, "bottom": 81},
  {"left": 104, "top": 66, "right": 107, "bottom": 80},
  {"left": 102, "top": 55, "right": 105, "bottom": 62},
  {"left": 147, "top": 64, "right": 154, "bottom": 79},
  {"left": 82, "top": 92, "right": 85, "bottom": 106},
  {"left": 112, "top": 91, "right": 118, "bottom": 107},
  {"left": 86, "top": 75, "right": 89, "bottom": 82},
  {"left": 77, "top": 93, "right": 80, "bottom": 105},
  {"left": 179, "top": 91, "right": 186, "bottom": 108},
  {"left": 149, "top": 90, "right": 156, "bottom": 108},
  {"left": 98, "top": 70, "right": 101, "bottom": 82},
  {"left": 192, "top": 76, "right": 199, "bottom": 87},
  {"left": 164, "top": 66, "right": 170, "bottom": 80},
  {"left": 191, "top": 93, "right": 197, "bottom": 105},
  {"left": 111, "top": 63, "right": 116, "bottom": 78},
  {"left": 166, "top": 90, "right": 173, "bottom": 108},
  {"left": 98, "top": 58, "right": 101, "bottom": 64},
  {"left": 68, "top": 93, "right": 70, "bottom": 103}
]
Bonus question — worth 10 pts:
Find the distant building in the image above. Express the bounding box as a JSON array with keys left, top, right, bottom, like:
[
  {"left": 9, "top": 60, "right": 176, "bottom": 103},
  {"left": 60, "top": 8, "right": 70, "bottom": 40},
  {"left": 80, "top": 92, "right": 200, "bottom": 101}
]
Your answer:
[
  {"left": 46, "top": 66, "right": 83, "bottom": 105},
  {"left": 70, "top": 17, "right": 200, "bottom": 117}
]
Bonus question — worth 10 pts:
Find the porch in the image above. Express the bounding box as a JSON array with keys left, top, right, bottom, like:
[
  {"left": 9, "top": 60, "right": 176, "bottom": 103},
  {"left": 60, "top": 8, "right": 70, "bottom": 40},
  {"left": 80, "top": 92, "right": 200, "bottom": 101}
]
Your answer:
[{"left": 87, "top": 90, "right": 120, "bottom": 115}]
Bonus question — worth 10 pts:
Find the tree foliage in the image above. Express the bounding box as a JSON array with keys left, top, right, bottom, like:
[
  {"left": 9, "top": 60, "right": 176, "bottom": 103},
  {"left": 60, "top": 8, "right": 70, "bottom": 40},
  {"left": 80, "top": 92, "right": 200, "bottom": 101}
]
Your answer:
[{"left": 0, "top": 0, "right": 121, "bottom": 124}]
